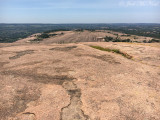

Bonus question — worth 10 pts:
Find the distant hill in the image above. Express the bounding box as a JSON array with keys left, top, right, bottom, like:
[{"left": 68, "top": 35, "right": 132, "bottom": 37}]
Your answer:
[{"left": 0, "top": 23, "right": 160, "bottom": 43}]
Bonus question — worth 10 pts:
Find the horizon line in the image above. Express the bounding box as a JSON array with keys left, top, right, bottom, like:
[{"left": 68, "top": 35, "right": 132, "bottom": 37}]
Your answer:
[{"left": 0, "top": 23, "right": 160, "bottom": 24}]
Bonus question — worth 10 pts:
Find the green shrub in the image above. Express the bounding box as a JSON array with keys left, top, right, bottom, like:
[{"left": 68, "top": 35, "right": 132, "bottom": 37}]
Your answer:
[
  {"left": 143, "top": 40, "right": 147, "bottom": 43},
  {"left": 104, "top": 36, "right": 131, "bottom": 42},
  {"left": 38, "top": 33, "right": 50, "bottom": 38},
  {"left": 148, "top": 39, "right": 160, "bottom": 43},
  {"left": 104, "top": 36, "right": 114, "bottom": 42},
  {"left": 113, "top": 39, "right": 121, "bottom": 42},
  {"left": 49, "top": 34, "right": 57, "bottom": 36},
  {"left": 121, "top": 39, "right": 131, "bottom": 42}
]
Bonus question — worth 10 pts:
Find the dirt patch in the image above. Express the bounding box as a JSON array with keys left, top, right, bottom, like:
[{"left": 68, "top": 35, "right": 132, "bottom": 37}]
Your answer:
[
  {"left": 9, "top": 50, "right": 34, "bottom": 60},
  {"left": 49, "top": 46, "right": 77, "bottom": 51}
]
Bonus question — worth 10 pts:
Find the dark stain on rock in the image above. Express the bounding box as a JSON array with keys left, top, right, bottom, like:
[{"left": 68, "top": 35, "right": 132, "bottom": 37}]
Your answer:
[
  {"left": 0, "top": 86, "right": 40, "bottom": 120},
  {"left": 49, "top": 46, "right": 77, "bottom": 51},
  {"left": 1, "top": 70, "right": 74, "bottom": 85},
  {"left": 9, "top": 50, "right": 34, "bottom": 60},
  {"left": 75, "top": 54, "right": 121, "bottom": 64}
]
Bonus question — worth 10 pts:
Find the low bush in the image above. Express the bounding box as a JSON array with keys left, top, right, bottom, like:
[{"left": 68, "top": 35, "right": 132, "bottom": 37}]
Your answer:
[
  {"left": 104, "top": 36, "right": 131, "bottom": 42},
  {"left": 38, "top": 33, "right": 50, "bottom": 38},
  {"left": 148, "top": 39, "right": 160, "bottom": 43},
  {"left": 104, "top": 36, "right": 114, "bottom": 42},
  {"left": 121, "top": 39, "right": 131, "bottom": 42},
  {"left": 143, "top": 40, "right": 147, "bottom": 43}
]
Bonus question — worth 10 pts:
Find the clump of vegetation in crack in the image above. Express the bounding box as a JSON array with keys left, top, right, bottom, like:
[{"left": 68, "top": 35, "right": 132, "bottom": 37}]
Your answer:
[{"left": 90, "top": 45, "right": 132, "bottom": 59}]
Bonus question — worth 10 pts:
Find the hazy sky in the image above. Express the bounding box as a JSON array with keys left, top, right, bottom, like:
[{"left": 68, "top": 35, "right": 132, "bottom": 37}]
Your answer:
[{"left": 0, "top": 0, "right": 160, "bottom": 23}]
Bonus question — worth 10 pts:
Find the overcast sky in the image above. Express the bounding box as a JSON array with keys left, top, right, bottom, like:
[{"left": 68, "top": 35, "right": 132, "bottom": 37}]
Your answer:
[{"left": 0, "top": 0, "right": 160, "bottom": 23}]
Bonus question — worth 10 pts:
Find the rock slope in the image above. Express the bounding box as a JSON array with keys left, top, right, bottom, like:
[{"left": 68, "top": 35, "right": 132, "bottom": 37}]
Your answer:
[{"left": 0, "top": 42, "right": 160, "bottom": 120}]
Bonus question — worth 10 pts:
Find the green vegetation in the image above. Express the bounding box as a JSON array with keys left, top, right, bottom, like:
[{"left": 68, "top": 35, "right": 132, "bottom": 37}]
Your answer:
[
  {"left": 121, "top": 39, "right": 131, "bottom": 42},
  {"left": 86, "top": 29, "right": 96, "bottom": 32},
  {"left": 49, "top": 33, "right": 58, "bottom": 36},
  {"left": 30, "top": 38, "right": 43, "bottom": 42},
  {"left": 38, "top": 33, "right": 50, "bottom": 38},
  {"left": 32, "top": 33, "right": 59, "bottom": 42},
  {"left": 104, "top": 36, "right": 114, "bottom": 42},
  {"left": 107, "top": 23, "right": 160, "bottom": 39},
  {"left": 90, "top": 45, "right": 132, "bottom": 59},
  {"left": 29, "top": 33, "right": 50, "bottom": 42},
  {"left": 148, "top": 39, "right": 160, "bottom": 43},
  {"left": 74, "top": 29, "right": 84, "bottom": 32},
  {"left": 104, "top": 36, "right": 131, "bottom": 42},
  {"left": 143, "top": 40, "right": 147, "bottom": 43},
  {"left": 44, "top": 29, "right": 69, "bottom": 33},
  {"left": 143, "top": 39, "right": 160, "bottom": 43}
]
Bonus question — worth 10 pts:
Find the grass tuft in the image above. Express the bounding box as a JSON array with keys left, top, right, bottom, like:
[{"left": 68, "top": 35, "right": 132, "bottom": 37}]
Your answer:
[{"left": 90, "top": 46, "right": 132, "bottom": 59}]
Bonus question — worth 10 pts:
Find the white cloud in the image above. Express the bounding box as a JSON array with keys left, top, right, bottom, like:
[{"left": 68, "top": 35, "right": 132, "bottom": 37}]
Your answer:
[{"left": 119, "top": 0, "right": 160, "bottom": 7}]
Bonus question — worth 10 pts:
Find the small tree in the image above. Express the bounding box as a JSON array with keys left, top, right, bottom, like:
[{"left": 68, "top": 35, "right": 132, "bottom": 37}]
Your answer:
[
  {"left": 122, "top": 39, "right": 131, "bottom": 42},
  {"left": 38, "top": 33, "right": 50, "bottom": 38},
  {"left": 143, "top": 40, "right": 147, "bottom": 43},
  {"left": 104, "top": 36, "right": 113, "bottom": 42}
]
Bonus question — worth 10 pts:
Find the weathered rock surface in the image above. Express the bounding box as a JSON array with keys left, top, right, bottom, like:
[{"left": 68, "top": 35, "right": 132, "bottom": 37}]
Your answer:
[{"left": 0, "top": 42, "right": 160, "bottom": 120}]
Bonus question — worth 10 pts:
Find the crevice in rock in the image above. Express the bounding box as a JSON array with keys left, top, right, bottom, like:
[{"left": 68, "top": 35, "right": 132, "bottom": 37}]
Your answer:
[
  {"left": 60, "top": 80, "right": 90, "bottom": 120},
  {"left": 23, "top": 112, "right": 35, "bottom": 115}
]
